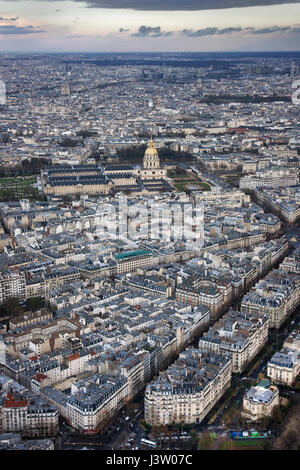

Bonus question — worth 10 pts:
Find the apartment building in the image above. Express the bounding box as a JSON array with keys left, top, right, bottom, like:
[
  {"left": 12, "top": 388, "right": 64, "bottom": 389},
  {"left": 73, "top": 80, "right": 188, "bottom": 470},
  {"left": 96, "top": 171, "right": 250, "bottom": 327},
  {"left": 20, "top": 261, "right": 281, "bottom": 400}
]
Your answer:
[
  {"left": 116, "top": 249, "right": 153, "bottom": 274},
  {"left": 9, "top": 309, "right": 53, "bottom": 331},
  {"left": 0, "top": 375, "right": 59, "bottom": 438},
  {"left": 66, "top": 374, "right": 128, "bottom": 435},
  {"left": 3, "top": 317, "right": 80, "bottom": 357},
  {"left": 176, "top": 283, "right": 224, "bottom": 321},
  {"left": 199, "top": 310, "right": 269, "bottom": 373},
  {"left": 99, "top": 349, "right": 150, "bottom": 399},
  {"left": 144, "top": 348, "right": 232, "bottom": 426},
  {"left": 280, "top": 248, "right": 300, "bottom": 274},
  {"left": 267, "top": 329, "right": 300, "bottom": 386},
  {"left": 254, "top": 186, "right": 300, "bottom": 223},
  {"left": 240, "top": 173, "right": 299, "bottom": 190},
  {"left": 240, "top": 270, "right": 300, "bottom": 329},
  {"left": 0, "top": 272, "right": 26, "bottom": 303},
  {"left": 21, "top": 401, "right": 59, "bottom": 438}
]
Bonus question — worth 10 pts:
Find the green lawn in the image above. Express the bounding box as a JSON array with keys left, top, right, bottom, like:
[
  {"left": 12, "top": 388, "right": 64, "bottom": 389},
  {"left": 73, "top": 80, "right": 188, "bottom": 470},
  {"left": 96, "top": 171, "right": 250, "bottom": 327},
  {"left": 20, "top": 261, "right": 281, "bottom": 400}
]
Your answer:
[
  {"left": 0, "top": 175, "right": 36, "bottom": 186},
  {"left": 168, "top": 169, "right": 212, "bottom": 193},
  {"left": 0, "top": 175, "right": 41, "bottom": 201},
  {"left": 172, "top": 175, "right": 191, "bottom": 180},
  {"left": 174, "top": 180, "right": 211, "bottom": 192},
  {"left": 232, "top": 439, "right": 266, "bottom": 450}
]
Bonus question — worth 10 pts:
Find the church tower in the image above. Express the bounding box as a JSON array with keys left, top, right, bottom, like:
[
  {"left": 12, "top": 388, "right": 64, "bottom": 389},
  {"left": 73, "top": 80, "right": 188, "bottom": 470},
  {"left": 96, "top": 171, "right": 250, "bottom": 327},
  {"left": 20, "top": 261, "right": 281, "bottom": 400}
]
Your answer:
[{"left": 143, "top": 138, "right": 160, "bottom": 169}]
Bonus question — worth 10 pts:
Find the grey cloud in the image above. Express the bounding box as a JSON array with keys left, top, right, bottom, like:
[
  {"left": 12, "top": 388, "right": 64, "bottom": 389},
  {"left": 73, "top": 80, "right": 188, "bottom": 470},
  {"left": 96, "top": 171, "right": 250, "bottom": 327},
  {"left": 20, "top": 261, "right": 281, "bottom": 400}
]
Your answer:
[
  {"left": 182, "top": 27, "right": 218, "bottom": 36},
  {"left": 0, "top": 25, "right": 45, "bottom": 35},
  {"left": 76, "top": 0, "right": 300, "bottom": 11},
  {"left": 129, "top": 24, "right": 300, "bottom": 38},
  {"left": 132, "top": 25, "right": 162, "bottom": 37},
  {"left": 180, "top": 25, "right": 300, "bottom": 36},
  {"left": 0, "top": 16, "right": 19, "bottom": 21},
  {"left": 251, "top": 25, "right": 294, "bottom": 34},
  {"left": 181, "top": 26, "right": 243, "bottom": 36},
  {"left": 131, "top": 25, "right": 174, "bottom": 37},
  {"left": 2, "top": 0, "right": 299, "bottom": 12},
  {"left": 119, "top": 28, "right": 130, "bottom": 32},
  {"left": 220, "top": 26, "right": 243, "bottom": 33},
  {"left": 132, "top": 25, "right": 245, "bottom": 38}
]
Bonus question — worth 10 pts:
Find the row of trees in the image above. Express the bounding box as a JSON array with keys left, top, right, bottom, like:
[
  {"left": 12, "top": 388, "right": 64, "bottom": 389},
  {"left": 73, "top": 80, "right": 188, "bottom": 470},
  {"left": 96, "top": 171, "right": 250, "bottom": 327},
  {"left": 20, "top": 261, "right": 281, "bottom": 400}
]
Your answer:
[
  {"left": 0, "top": 186, "right": 44, "bottom": 202},
  {"left": 271, "top": 399, "right": 300, "bottom": 450},
  {"left": 58, "top": 138, "right": 83, "bottom": 148},
  {"left": 117, "top": 145, "right": 195, "bottom": 164},
  {"left": 0, "top": 296, "right": 44, "bottom": 320},
  {"left": 0, "top": 158, "right": 49, "bottom": 177},
  {"left": 197, "top": 432, "right": 235, "bottom": 450}
]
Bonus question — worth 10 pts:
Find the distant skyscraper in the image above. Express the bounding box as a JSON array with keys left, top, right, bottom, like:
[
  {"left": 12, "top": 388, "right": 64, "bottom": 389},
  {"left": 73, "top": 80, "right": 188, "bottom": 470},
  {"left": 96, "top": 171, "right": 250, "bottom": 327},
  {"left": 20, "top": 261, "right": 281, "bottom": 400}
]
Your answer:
[
  {"left": 290, "top": 62, "right": 297, "bottom": 78},
  {"left": 153, "top": 96, "right": 161, "bottom": 107},
  {"left": 61, "top": 82, "right": 70, "bottom": 96}
]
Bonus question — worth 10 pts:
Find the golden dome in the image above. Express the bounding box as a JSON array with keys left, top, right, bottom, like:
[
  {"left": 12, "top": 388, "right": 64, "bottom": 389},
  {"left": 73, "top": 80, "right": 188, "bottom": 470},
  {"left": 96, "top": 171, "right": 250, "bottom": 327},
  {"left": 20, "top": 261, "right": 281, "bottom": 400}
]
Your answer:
[{"left": 144, "top": 138, "right": 158, "bottom": 158}]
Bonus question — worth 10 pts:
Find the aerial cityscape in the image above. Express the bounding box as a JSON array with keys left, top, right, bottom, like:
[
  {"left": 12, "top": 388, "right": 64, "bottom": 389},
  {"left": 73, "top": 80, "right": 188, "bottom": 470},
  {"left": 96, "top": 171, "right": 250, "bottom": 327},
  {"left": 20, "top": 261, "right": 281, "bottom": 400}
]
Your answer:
[{"left": 0, "top": 0, "right": 300, "bottom": 457}]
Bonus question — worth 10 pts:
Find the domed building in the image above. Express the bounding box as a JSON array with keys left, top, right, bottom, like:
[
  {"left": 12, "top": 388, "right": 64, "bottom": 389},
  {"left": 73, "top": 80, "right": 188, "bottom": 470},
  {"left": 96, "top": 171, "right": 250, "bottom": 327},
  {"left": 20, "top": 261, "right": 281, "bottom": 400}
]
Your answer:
[
  {"left": 101, "top": 138, "right": 170, "bottom": 194},
  {"left": 42, "top": 139, "right": 171, "bottom": 196},
  {"left": 143, "top": 138, "right": 160, "bottom": 169},
  {"left": 135, "top": 138, "right": 167, "bottom": 181}
]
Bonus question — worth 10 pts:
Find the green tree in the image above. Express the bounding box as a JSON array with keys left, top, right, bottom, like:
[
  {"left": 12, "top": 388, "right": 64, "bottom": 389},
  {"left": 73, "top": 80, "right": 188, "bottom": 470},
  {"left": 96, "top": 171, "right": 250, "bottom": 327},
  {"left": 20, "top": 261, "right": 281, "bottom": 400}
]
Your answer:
[
  {"left": 190, "top": 430, "right": 199, "bottom": 444},
  {"left": 272, "top": 405, "right": 284, "bottom": 425},
  {"left": 217, "top": 438, "right": 235, "bottom": 450},
  {"left": 197, "top": 432, "right": 214, "bottom": 450},
  {"left": 25, "top": 296, "right": 44, "bottom": 312},
  {"left": 0, "top": 297, "right": 23, "bottom": 319}
]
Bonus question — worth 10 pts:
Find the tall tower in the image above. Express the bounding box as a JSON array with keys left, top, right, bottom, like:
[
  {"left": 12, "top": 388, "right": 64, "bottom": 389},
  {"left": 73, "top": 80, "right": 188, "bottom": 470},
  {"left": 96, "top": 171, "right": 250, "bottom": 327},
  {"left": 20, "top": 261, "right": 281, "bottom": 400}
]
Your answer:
[
  {"left": 143, "top": 138, "right": 160, "bottom": 169},
  {"left": 61, "top": 82, "right": 70, "bottom": 96},
  {"left": 290, "top": 62, "right": 297, "bottom": 79}
]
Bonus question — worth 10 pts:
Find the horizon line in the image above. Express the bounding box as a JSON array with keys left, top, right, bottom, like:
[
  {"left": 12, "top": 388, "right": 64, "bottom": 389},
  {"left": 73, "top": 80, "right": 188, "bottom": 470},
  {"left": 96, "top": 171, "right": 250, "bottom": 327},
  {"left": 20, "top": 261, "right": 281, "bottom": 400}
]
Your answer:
[{"left": 0, "top": 50, "right": 300, "bottom": 54}]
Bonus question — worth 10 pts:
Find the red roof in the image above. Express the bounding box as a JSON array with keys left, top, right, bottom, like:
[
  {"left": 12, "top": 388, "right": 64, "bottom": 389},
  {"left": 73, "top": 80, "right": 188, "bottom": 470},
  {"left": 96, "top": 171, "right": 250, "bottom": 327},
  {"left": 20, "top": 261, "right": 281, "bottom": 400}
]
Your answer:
[
  {"left": 33, "top": 373, "right": 48, "bottom": 382},
  {"left": 4, "top": 393, "right": 27, "bottom": 408},
  {"left": 29, "top": 355, "right": 38, "bottom": 362},
  {"left": 67, "top": 353, "right": 80, "bottom": 362}
]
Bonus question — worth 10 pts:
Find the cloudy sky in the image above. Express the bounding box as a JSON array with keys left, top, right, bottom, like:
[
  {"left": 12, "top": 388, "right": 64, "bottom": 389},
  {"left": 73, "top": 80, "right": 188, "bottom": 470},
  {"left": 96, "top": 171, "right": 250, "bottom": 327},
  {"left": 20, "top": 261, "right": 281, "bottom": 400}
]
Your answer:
[{"left": 0, "top": 0, "right": 300, "bottom": 52}]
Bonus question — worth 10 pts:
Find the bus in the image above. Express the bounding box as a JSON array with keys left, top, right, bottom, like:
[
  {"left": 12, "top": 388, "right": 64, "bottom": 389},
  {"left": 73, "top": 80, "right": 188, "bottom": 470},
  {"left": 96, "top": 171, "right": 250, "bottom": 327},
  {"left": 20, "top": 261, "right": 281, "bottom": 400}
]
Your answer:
[
  {"left": 231, "top": 430, "right": 271, "bottom": 440},
  {"left": 141, "top": 438, "right": 157, "bottom": 448}
]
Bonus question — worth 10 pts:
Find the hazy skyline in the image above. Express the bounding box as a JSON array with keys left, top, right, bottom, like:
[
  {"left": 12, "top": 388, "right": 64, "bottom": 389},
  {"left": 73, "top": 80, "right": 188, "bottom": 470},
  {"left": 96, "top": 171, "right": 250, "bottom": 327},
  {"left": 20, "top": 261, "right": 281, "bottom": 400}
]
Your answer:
[{"left": 0, "top": 0, "right": 300, "bottom": 52}]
